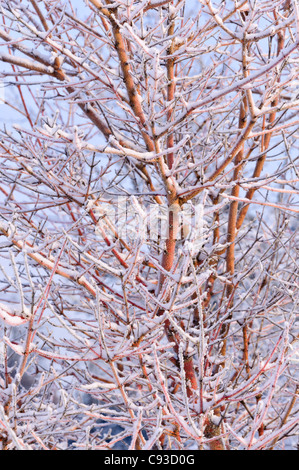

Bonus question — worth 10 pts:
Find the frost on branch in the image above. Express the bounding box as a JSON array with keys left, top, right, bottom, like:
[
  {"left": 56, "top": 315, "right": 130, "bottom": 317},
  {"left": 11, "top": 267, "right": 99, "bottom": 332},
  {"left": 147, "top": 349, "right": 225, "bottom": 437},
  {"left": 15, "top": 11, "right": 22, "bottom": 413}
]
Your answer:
[
  {"left": 0, "top": 304, "right": 31, "bottom": 327},
  {"left": 0, "top": 0, "right": 298, "bottom": 451}
]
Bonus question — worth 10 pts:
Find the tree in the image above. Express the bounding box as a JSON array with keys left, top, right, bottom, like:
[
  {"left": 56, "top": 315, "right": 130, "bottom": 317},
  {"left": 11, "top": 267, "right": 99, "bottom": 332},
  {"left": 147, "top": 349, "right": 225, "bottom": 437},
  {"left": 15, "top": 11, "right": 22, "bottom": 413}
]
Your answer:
[{"left": 0, "top": 0, "right": 298, "bottom": 450}]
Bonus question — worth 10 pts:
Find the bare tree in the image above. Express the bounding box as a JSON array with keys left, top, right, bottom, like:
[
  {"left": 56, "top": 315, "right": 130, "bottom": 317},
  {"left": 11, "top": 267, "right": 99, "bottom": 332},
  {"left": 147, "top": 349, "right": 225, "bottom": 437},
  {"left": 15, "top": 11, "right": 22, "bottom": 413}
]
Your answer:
[{"left": 0, "top": 0, "right": 298, "bottom": 450}]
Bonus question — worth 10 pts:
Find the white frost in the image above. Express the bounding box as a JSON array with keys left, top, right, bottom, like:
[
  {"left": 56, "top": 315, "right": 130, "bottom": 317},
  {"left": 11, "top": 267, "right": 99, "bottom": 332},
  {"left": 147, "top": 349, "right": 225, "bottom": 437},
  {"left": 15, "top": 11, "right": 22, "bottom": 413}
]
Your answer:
[{"left": 0, "top": 303, "right": 31, "bottom": 326}]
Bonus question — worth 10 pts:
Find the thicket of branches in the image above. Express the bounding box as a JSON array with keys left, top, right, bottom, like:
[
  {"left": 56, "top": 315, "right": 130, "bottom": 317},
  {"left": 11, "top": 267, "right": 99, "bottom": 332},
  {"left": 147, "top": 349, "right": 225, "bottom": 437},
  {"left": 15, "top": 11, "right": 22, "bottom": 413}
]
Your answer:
[{"left": 0, "top": 0, "right": 298, "bottom": 450}]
